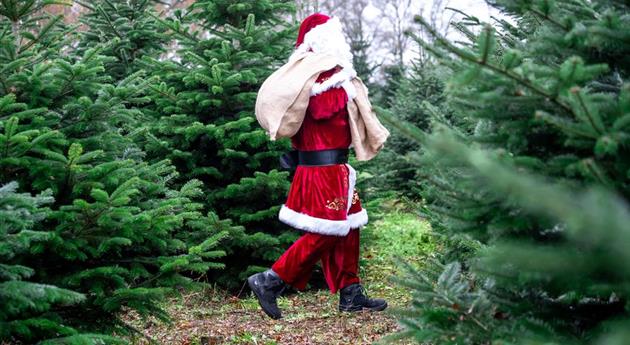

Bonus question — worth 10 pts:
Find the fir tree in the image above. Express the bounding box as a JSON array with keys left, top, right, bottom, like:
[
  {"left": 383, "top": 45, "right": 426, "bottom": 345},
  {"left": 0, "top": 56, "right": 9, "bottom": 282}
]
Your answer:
[
  {"left": 75, "top": 0, "right": 169, "bottom": 80},
  {"left": 0, "top": 181, "right": 93, "bottom": 343},
  {"left": 1, "top": 1, "right": 232, "bottom": 342},
  {"left": 349, "top": 34, "right": 376, "bottom": 84},
  {"left": 381, "top": 0, "right": 630, "bottom": 343},
  {"left": 140, "top": 0, "right": 297, "bottom": 287},
  {"left": 357, "top": 61, "right": 453, "bottom": 200}
]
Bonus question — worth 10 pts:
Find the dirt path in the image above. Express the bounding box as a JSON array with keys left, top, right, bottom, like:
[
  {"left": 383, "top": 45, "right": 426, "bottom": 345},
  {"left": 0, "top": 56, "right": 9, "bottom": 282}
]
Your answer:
[
  {"left": 124, "top": 288, "right": 403, "bottom": 344},
  {"left": 123, "top": 208, "right": 432, "bottom": 345}
]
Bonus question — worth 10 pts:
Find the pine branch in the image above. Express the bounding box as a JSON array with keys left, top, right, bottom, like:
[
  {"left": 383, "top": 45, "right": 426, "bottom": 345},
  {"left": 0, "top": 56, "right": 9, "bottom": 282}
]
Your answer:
[
  {"left": 95, "top": 4, "right": 124, "bottom": 40},
  {"left": 571, "top": 87, "right": 604, "bottom": 135},
  {"left": 147, "top": 12, "right": 198, "bottom": 43},
  {"left": 528, "top": 7, "right": 570, "bottom": 32},
  {"left": 12, "top": 18, "right": 21, "bottom": 51},
  {"left": 19, "top": 14, "right": 63, "bottom": 53},
  {"left": 413, "top": 15, "right": 576, "bottom": 116}
]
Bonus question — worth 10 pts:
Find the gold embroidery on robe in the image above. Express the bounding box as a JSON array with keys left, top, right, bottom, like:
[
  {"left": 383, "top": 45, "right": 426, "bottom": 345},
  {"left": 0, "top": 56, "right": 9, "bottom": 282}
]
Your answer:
[
  {"left": 351, "top": 190, "right": 360, "bottom": 205},
  {"left": 325, "top": 197, "right": 347, "bottom": 211}
]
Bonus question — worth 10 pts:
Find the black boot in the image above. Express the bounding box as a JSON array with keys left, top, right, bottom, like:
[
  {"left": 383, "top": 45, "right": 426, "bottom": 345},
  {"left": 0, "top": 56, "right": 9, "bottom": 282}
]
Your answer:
[
  {"left": 339, "top": 283, "right": 387, "bottom": 312},
  {"left": 247, "top": 269, "right": 287, "bottom": 319}
]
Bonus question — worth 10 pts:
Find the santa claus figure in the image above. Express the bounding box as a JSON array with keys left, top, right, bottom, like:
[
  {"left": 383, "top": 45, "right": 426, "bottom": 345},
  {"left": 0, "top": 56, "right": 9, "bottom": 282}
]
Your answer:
[{"left": 248, "top": 13, "right": 390, "bottom": 320}]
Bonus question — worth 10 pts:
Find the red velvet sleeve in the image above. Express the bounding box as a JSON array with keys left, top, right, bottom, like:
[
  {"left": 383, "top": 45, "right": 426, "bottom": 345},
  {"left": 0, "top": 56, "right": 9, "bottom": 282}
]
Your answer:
[
  {"left": 307, "top": 88, "right": 348, "bottom": 120},
  {"left": 307, "top": 68, "right": 348, "bottom": 120}
]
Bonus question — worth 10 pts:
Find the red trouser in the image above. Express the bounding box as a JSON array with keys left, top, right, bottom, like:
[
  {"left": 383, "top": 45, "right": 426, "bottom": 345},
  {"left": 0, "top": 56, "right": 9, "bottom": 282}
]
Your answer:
[{"left": 271, "top": 228, "right": 360, "bottom": 294}]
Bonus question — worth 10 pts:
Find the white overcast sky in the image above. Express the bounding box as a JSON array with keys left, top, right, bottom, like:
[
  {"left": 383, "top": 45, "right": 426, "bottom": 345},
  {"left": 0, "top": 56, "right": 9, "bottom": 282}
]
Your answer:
[
  {"left": 358, "top": 0, "right": 509, "bottom": 67},
  {"left": 363, "top": 0, "right": 503, "bottom": 27}
]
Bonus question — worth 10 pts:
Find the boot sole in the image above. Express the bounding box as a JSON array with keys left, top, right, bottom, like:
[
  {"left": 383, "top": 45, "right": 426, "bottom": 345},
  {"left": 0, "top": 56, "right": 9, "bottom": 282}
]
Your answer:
[
  {"left": 247, "top": 276, "right": 282, "bottom": 320},
  {"left": 339, "top": 301, "right": 388, "bottom": 312}
]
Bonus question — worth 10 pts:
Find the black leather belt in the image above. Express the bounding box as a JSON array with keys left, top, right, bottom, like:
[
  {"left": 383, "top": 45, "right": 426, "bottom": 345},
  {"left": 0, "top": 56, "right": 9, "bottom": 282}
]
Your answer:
[{"left": 280, "top": 149, "right": 349, "bottom": 169}]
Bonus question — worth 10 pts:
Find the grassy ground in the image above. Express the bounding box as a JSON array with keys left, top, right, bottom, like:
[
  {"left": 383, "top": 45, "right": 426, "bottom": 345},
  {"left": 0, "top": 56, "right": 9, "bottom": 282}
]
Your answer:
[{"left": 123, "top": 201, "right": 434, "bottom": 345}]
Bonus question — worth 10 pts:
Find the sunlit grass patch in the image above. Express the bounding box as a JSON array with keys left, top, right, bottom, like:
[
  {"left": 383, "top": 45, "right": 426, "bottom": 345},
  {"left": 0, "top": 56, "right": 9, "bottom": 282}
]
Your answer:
[
  {"left": 363, "top": 209, "right": 435, "bottom": 262},
  {"left": 359, "top": 204, "right": 435, "bottom": 308}
]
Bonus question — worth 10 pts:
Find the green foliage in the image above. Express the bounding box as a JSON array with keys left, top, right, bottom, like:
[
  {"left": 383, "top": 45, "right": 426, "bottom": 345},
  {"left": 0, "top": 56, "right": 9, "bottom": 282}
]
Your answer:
[
  {"left": 1, "top": 1, "right": 233, "bottom": 342},
  {"left": 0, "top": 181, "right": 89, "bottom": 343},
  {"left": 348, "top": 32, "right": 378, "bottom": 86},
  {"left": 357, "top": 62, "right": 454, "bottom": 200},
  {"left": 76, "top": 0, "right": 169, "bottom": 80},
  {"left": 384, "top": 0, "right": 630, "bottom": 343},
  {"left": 360, "top": 206, "right": 435, "bottom": 265},
  {"left": 139, "top": 0, "right": 297, "bottom": 288},
  {"left": 394, "top": 260, "right": 503, "bottom": 345},
  {"left": 188, "top": 0, "right": 293, "bottom": 27}
]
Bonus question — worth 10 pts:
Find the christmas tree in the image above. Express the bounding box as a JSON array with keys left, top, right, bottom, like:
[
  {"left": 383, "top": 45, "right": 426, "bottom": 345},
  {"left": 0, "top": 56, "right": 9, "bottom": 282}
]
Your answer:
[
  {"left": 381, "top": 0, "right": 630, "bottom": 343},
  {"left": 1, "top": 1, "right": 231, "bottom": 342},
  {"left": 75, "top": 0, "right": 169, "bottom": 80},
  {"left": 139, "top": 0, "right": 298, "bottom": 287},
  {"left": 357, "top": 61, "right": 453, "bottom": 201},
  {"left": 0, "top": 181, "right": 102, "bottom": 343}
]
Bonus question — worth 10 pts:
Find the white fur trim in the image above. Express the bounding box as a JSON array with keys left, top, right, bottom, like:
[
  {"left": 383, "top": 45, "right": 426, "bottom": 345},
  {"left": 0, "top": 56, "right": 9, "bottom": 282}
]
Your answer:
[
  {"left": 310, "top": 68, "right": 357, "bottom": 101},
  {"left": 346, "top": 164, "right": 367, "bottom": 228},
  {"left": 341, "top": 79, "right": 357, "bottom": 100},
  {"left": 348, "top": 208, "right": 368, "bottom": 228},
  {"left": 346, "top": 164, "right": 356, "bottom": 213},
  {"left": 278, "top": 205, "right": 369, "bottom": 236},
  {"left": 290, "top": 16, "right": 358, "bottom": 100},
  {"left": 293, "top": 18, "right": 350, "bottom": 62},
  {"left": 278, "top": 163, "right": 368, "bottom": 236},
  {"left": 279, "top": 205, "right": 351, "bottom": 236}
]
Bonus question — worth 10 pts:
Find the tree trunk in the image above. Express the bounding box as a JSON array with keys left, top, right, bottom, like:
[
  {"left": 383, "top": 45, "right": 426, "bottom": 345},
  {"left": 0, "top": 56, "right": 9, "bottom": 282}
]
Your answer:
[{"left": 12, "top": 19, "right": 20, "bottom": 50}]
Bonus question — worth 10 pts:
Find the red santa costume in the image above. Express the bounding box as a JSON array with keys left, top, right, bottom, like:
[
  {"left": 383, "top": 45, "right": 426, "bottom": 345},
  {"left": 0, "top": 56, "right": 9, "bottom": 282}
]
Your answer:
[{"left": 270, "top": 14, "right": 369, "bottom": 294}]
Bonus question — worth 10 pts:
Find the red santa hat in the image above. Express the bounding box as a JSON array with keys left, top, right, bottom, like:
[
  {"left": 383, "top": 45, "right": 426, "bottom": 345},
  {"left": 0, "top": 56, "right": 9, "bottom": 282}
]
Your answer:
[
  {"left": 292, "top": 13, "right": 349, "bottom": 57},
  {"left": 295, "top": 13, "right": 331, "bottom": 48},
  {"left": 292, "top": 13, "right": 358, "bottom": 100}
]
